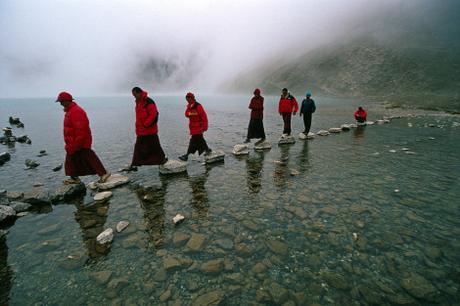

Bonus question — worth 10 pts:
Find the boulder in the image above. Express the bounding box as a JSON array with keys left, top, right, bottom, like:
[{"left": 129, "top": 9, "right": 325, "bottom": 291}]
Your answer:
[
  {"left": 51, "top": 183, "right": 86, "bottom": 203},
  {"left": 316, "top": 130, "right": 330, "bottom": 136},
  {"left": 159, "top": 159, "right": 187, "bottom": 175},
  {"left": 204, "top": 150, "right": 225, "bottom": 164},
  {"left": 0, "top": 152, "right": 11, "bottom": 166},
  {"left": 96, "top": 228, "right": 114, "bottom": 245},
  {"left": 328, "top": 128, "right": 341, "bottom": 133},
  {"left": 88, "top": 174, "right": 129, "bottom": 190},
  {"left": 232, "top": 144, "right": 249, "bottom": 156},
  {"left": 0, "top": 205, "right": 16, "bottom": 223},
  {"left": 9, "top": 201, "right": 32, "bottom": 213},
  {"left": 278, "top": 135, "right": 296, "bottom": 145},
  {"left": 116, "top": 220, "right": 130, "bottom": 233},
  {"left": 94, "top": 191, "right": 113, "bottom": 202},
  {"left": 254, "top": 140, "right": 272, "bottom": 151},
  {"left": 23, "top": 189, "right": 51, "bottom": 205},
  {"left": 25, "top": 159, "right": 40, "bottom": 169}
]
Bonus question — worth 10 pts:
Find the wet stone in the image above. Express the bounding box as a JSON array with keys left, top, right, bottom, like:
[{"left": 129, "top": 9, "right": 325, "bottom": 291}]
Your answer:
[
  {"left": 159, "top": 289, "right": 171, "bottom": 302},
  {"left": 401, "top": 272, "right": 438, "bottom": 300},
  {"left": 36, "top": 238, "right": 63, "bottom": 252},
  {"left": 89, "top": 270, "right": 112, "bottom": 285},
  {"left": 0, "top": 205, "right": 16, "bottom": 223},
  {"left": 164, "top": 256, "right": 182, "bottom": 271},
  {"left": 252, "top": 262, "right": 267, "bottom": 274},
  {"left": 214, "top": 238, "right": 233, "bottom": 250},
  {"left": 284, "top": 206, "right": 307, "bottom": 219},
  {"left": 268, "top": 281, "right": 289, "bottom": 304},
  {"left": 242, "top": 220, "right": 259, "bottom": 231},
  {"left": 116, "top": 220, "right": 130, "bottom": 233},
  {"left": 200, "top": 259, "right": 224, "bottom": 275},
  {"left": 193, "top": 290, "right": 223, "bottom": 306},
  {"left": 186, "top": 233, "right": 206, "bottom": 252},
  {"left": 266, "top": 240, "right": 288, "bottom": 256},
  {"left": 173, "top": 232, "right": 190, "bottom": 246},
  {"left": 153, "top": 269, "right": 167, "bottom": 282},
  {"left": 323, "top": 273, "right": 349, "bottom": 290},
  {"left": 234, "top": 243, "right": 252, "bottom": 257},
  {"left": 51, "top": 183, "right": 86, "bottom": 203},
  {"left": 225, "top": 273, "right": 243, "bottom": 284}
]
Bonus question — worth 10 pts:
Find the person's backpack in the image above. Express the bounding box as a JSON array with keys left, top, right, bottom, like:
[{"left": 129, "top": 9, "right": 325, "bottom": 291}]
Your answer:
[{"left": 144, "top": 97, "right": 159, "bottom": 126}]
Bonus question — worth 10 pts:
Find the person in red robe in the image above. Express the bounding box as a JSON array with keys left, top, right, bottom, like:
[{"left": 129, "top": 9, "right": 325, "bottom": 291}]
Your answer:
[
  {"left": 354, "top": 106, "right": 367, "bottom": 123},
  {"left": 244, "top": 88, "right": 266, "bottom": 144},
  {"left": 56, "top": 91, "right": 110, "bottom": 185}
]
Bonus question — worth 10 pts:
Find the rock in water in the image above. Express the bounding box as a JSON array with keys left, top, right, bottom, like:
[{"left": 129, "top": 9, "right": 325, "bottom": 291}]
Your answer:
[
  {"left": 159, "top": 159, "right": 187, "bottom": 175},
  {"left": 278, "top": 135, "right": 295, "bottom": 145},
  {"left": 23, "top": 189, "right": 51, "bottom": 205},
  {"left": 366, "top": 121, "right": 375, "bottom": 125},
  {"left": 16, "top": 135, "right": 31, "bottom": 144},
  {"left": 52, "top": 164, "right": 63, "bottom": 172},
  {"left": 172, "top": 214, "right": 185, "bottom": 225},
  {"left": 0, "top": 152, "right": 11, "bottom": 166},
  {"left": 116, "top": 220, "right": 130, "bottom": 233},
  {"left": 51, "top": 183, "right": 86, "bottom": 203},
  {"left": 349, "top": 123, "right": 357, "bottom": 128},
  {"left": 340, "top": 124, "right": 351, "bottom": 131},
  {"left": 328, "top": 128, "right": 341, "bottom": 133},
  {"left": 25, "top": 159, "right": 40, "bottom": 169},
  {"left": 88, "top": 174, "right": 129, "bottom": 191},
  {"left": 232, "top": 144, "right": 249, "bottom": 156},
  {"left": 94, "top": 191, "right": 113, "bottom": 202},
  {"left": 316, "top": 130, "right": 330, "bottom": 136},
  {"left": 9, "top": 201, "right": 32, "bottom": 213},
  {"left": 376, "top": 120, "right": 385, "bottom": 125},
  {"left": 254, "top": 140, "right": 272, "bottom": 151},
  {"left": 96, "top": 228, "right": 114, "bottom": 245},
  {"left": 0, "top": 205, "right": 16, "bottom": 223},
  {"left": 204, "top": 150, "right": 225, "bottom": 164}
]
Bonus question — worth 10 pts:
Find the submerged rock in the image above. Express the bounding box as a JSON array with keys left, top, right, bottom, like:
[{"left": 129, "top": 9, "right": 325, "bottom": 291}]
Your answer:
[
  {"left": 200, "top": 259, "right": 224, "bottom": 274},
  {"left": 232, "top": 144, "right": 249, "bottom": 156},
  {"left": 204, "top": 150, "right": 225, "bottom": 164},
  {"left": 401, "top": 273, "right": 438, "bottom": 300},
  {"left": 96, "top": 228, "right": 114, "bottom": 245},
  {"left": 278, "top": 135, "right": 295, "bottom": 145},
  {"left": 266, "top": 240, "right": 288, "bottom": 256},
  {"left": 88, "top": 174, "right": 129, "bottom": 190},
  {"left": 172, "top": 213, "right": 185, "bottom": 225},
  {"left": 186, "top": 233, "right": 206, "bottom": 251},
  {"left": 0, "top": 152, "right": 11, "bottom": 166},
  {"left": 254, "top": 140, "right": 272, "bottom": 150},
  {"left": 116, "top": 220, "right": 130, "bottom": 233},
  {"left": 193, "top": 290, "right": 223, "bottom": 306},
  {"left": 25, "top": 159, "right": 40, "bottom": 169},
  {"left": 16, "top": 135, "right": 31, "bottom": 144},
  {"left": 9, "top": 201, "right": 32, "bottom": 213},
  {"left": 94, "top": 191, "right": 113, "bottom": 202},
  {"left": 52, "top": 164, "right": 63, "bottom": 172},
  {"left": 51, "top": 183, "right": 86, "bottom": 203},
  {"left": 0, "top": 205, "right": 16, "bottom": 223},
  {"left": 316, "top": 130, "right": 330, "bottom": 136},
  {"left": 328, "top": 127, "right": 341, "bottom": 133},
  {"left": 159, "top": 159, "right": 187, "bottom": 175}
]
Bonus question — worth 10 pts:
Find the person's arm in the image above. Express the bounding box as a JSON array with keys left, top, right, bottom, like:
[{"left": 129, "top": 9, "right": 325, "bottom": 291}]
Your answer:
[
  {"left": 66, "top": 111, "right": 89, "bottom": 155},
  {"left": 292, "top": 97, "right": 299, "bottom": 114},
  {"left": 143, "top": 103, "right": 158, "bottom": 127},
  {"left": 278, "top": 98, "right": 282, "bottom": 115},
  {"left": 198, "top": 104, "right": 208, "bottom": 132}
]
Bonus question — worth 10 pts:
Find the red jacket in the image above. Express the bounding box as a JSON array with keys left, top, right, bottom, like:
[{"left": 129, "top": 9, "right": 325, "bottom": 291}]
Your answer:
[
  {"left": 135, "top": 91, "right": 159, "bottom": 136},
  {"left": 354, "top": 109, "right": 367, "bottom": 120},
  {"left": 278, "top": 94, "right": 298, "bottom": 113},
  {"left": 63, "top": 102, "right": 92, "bottom": 155},
  {"left": 185, "top": 101, "right": 208, "bottom": 135},
  {"left": 249, "top": 96, "right": 264, "bottom": 119}
]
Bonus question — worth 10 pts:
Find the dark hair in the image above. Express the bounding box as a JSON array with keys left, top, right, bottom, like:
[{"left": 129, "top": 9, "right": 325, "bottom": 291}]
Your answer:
[
  {"left": 282, "top": 88, "right": 288, "bottom": 92},
  {"left": 358, "top": 106, "right": 363, "bottom": 110},
  {"left": 132, "top": 87, "right": 142, "bottom": 93}
]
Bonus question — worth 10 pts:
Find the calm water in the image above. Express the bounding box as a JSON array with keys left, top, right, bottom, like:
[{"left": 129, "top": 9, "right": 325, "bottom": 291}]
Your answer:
[{"left": 0, "top": 95, "right": 459, "bottom": 305}]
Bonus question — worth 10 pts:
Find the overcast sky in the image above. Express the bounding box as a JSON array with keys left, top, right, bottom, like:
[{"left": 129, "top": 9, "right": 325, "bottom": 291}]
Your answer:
[{"left": 0, "top": 0, "right": 451, "bottom": 98}]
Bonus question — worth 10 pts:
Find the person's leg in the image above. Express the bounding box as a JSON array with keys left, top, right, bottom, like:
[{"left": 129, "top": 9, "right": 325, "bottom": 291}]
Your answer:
[
  {"left": 180, "top": 136, "right": 196, "bottom": 161},
  {"left": 304, "top": 113, "right": 312, "bottom": 134},
  {"left": 283, "top": 113, "right": 292, "bottom": 135}
]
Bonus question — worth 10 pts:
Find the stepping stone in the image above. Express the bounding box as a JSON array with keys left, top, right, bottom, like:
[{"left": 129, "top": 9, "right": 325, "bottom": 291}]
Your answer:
[
  {"left": 88, "top": 174, "right": 129, "bottom": 190},
  {"left": 232, "top": 144, "right": 249, "bottom": 156},
  {"left": 316, "top": 130, "right": 330, "bottom": 136},
  {"left": 116, "top": 220, "right": 130, "bottom": 233},
  {"left": 172, "top": 214, "right": 185, "bottom": 225},
  {"left": 299, "top": 132, "right": 315, "bottom": 140},
  {"left": 328, "top": 128, "right": 341, "bottom": 133},
  {"left": 159, "top": 159, "right": 187, "bottom": 175},
  {"left": 366, "top": 121, "right": 375, "bottom": 125},
  {"left": 376, "top": 120, "right": 385, "bottom": 125},
  {"left": 340, "top": 124, "right": 351, "bottom": 131},
  {"left": 94, "top": 191, "right": 112, "bottom": 202},
  {"left": 96, "top": 228, "right": 114, "bottom": 245},
  {"left": 254, "top": 140, "right": 272, "bottom": 151},
  {"left": 204, "top": 150, "right": 225, "bottom": 164},
  {"left": 357, "top": 122, "right": 367, "bottom": 126},
  {"left": 278, "top": 135, "right": 295, "bottom": 145}
]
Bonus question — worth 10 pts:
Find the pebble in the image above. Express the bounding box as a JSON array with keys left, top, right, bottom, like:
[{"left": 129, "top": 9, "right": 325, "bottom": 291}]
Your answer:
[
  {"left": 96, "top": 228, "right": 114, "bottom": 245},
  {"left": 172, "top": 213, "right": 185, "bottom": 225},
  {"left": 116, "top": 220, "right": 130, "bottom": 233},
  {"left": 94, "top": 191, "right": 112, "bottom": 202}
]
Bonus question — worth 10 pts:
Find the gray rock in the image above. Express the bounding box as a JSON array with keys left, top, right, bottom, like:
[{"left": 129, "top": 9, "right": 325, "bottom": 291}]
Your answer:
[
  {"left": 204, "top": 150, "right": 225, "bottom": 164},
  {"left": 17, "top": 135, "right": 31, "bottom": 143},
  {"left": 193, "top": 290, "right": 223, "bottom": 306},
  {"left": 278, "top": 135, "right": 295, "bottom": 145},
  {"left": 0, "top": 205, "right": 16, "bottom": 223},
  {"left": 9, "top": 201, "right": 32, "bottom": 213},
  {"left": 186, "top": 233, "right": 206, "bottom": 251},
  {"left": 232, "top": 144, "right": 249, "bottom": 156},
  {"left": 200, "top": 259, "right": 224, "bottom": 274},
  {"left": 340, "top": 124, "right": 352, "bottom": 131},
  {"left": 328, "top": 127, "right": 341, "bottom": 133},
  {"left": 316, "top": 130, "right": 330, "bottom": 136},
  {"left": 299, "top": 132, "right": 315, "bottom": 140},
  {"left": 254, "top": 140, "right": 272, "bottom": 150},
  {"left": 116, "top": 220, "right": 130, "bottom": 233},
  {"left": 163, "top": 256, "right": 182, "bottom": 271},
  {"left": 94, "top": 191, "right": 112, "bottom": 202},
  {"left": 159, "top": 159, "right": 187, "bottom": 175},
  {"left": 0, "top": 152, "right": 11, "bottom": 165},
  {"left": 25, "top": 159, "right": 40, "bottom": 169},
  {"left": 96, "top": 228, "right": 114, "bottom": 245},
  {"left": 88, "top": 174, "right": 129, "bottom": 191},
  {"left": 52, "top": 164, "right": 63, "bottom": 172},
  {"left": 51, "top": 183, "right": 86, "bottom": 203}
]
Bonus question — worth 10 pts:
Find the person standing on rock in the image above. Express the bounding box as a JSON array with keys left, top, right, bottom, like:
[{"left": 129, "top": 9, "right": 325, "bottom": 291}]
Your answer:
[
  {"left": 354, "top": 106, "right": 367, "bottom": 123},
  {"left": 299, "top": 91, "right": 316, "bottom": 135},
  {"left": 55, "top": 91, "right": 111, "bottom": 185},
  {"left": 124, "top": 87, "right": 168, "bottom": 172},
  {"left": 179, "top": 92, "right": 212, "bottom": 161},
  {"left": 278, "top": 88, "right": 298, "bottom": 136},
  {"left": 244, "top": 88, "right": 266, "bottom": 144}
]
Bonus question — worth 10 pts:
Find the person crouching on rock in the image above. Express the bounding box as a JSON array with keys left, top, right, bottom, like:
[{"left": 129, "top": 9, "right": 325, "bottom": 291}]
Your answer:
[
  {"left": 179, "top": 92, "right": 212, "bottom": 161},
  {"left": 244, "top": 88, "right": 266, "bottom": 144},
  {"left": 354, "top": 106, "right": 367, "bottom": 123},
  {"left": 124, "top": 87, "right": 168, "bottom": 172},
  {"left": 278, "top": 88, "right": 298, "bottom": 136},
  {"left": 299, "top": 91, "right": 316, "bottom": 135},
  {"left": 55, "top": 91, "right": 111, "bottom": 185}
]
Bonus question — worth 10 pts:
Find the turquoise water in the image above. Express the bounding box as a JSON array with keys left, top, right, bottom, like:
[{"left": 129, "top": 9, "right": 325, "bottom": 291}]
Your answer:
[{"left": 0, "top": 95, "right": 459, "bottom": 305}]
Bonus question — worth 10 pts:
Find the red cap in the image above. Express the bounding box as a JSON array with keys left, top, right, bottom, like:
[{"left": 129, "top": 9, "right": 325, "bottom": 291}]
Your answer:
[
  {"left": 254, "top": 88, "right": 261, "bottom": 95},
  {"left": 186, "top": 92, "right": 195, "bottom": 99},
  {"left": 55, "top": 91, "right": 73, "bottom": 102}
]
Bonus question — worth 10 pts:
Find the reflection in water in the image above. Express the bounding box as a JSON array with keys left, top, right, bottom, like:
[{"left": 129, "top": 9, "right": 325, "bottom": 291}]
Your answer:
[
  {"left": 136, "top": 180, "right": 166, "bottom": 249},
  {"left": 189, "top": 171, "right": 209, "bottom": 218},
  {"left": 74, "top": 199, "right": 110, "bottom": 259},
  {"left": 353, "top": 125, "right": 366, "bottom": 141},
  {"left": 273, "top": 145, "right": 292, "bottom": 188},
  {"left": 297, "top": 140, "right": 311, "bottom": 174},
  {"left": 0, "top": 234, "right": 12, "bottom": 305},
  {"left": 246, "top": 152, "right": 265, "bottom": 194}
]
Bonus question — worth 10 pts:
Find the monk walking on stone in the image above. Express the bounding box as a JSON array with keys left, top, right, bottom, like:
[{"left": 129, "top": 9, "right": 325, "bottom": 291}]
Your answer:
[{"left": 56, "top": 91, "right": 111, "bottom": 185}]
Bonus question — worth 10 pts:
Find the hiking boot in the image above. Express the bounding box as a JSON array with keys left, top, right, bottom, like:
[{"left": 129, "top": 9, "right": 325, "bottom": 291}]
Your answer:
[
  {"left": 178, "top": 154, "right": 188, "bottom": 161},
  {"left": 63, "top": 177, "right": 81, "bottom": 185},
  {"left": 99, "top": 172, "right": 111, "bottom": 183}
]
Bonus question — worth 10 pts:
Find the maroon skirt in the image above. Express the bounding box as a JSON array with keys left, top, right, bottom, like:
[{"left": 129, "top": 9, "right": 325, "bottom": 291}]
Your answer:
[
  {"left": 187, "top": 134, "right": 210, "bottom": 155},
  {"left": 65, "top": 148, "right": 106, "bottom": 177},
  {"left": 131, "top": 134, "right": 167, "bottom": 166}
]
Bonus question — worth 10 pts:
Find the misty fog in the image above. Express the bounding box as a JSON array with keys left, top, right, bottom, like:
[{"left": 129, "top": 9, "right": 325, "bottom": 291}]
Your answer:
[{"left": 0, "top": 0, "right": 456, "bottom": 98}]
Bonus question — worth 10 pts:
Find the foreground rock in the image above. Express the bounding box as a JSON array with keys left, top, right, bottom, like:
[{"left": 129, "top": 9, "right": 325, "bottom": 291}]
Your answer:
[
  {"left": 278, "top": 135, "right": 295, "bottom": 145},
  {"left": 52, "top": 164, "right": 63, "bottom": 172},
  {"left": 193, "top": 290, "right": 224, "bottom": 306},
  {"left": 254, "top": 140, "right": 272, "bottom": 151},
  {"left": 9, "top": 201, "right": 32, "bottom": 213},
  {"left": 51, "top": 183, "right": 86, "bottom": 203},
  {"left": 172, "top": 214, "right": 185, "bottom": 225},
  {"left": 25, "top": 159, "right": 40, "bottom": 169},
  {"left": 88, "top": 174, "right": 129, "bottom": 190},
  {"left": 116, "top": 221, "right": 130, "bottom": 233},
  {"left": 328, "top": 127, "right": 341, "bottom": 133},
  {"left": 316, "top": 130, "right": 330, "bottom": 136},
  {"left": 159, "top": 159, "right": 187, "bottom": 175},
  {"left": 204, "top": 150, "right": 225, "bottom": 164},
  {"left": 23, "top": 189, "right": 51, "bottom": 205},
  {"left": 0, "top": 152, "right": 11, "bottom": 166},
  {"left": 94, "top": 191, "right": 113, "bottom": 202},
  {"left": 232, "top": 144, "right": 249, "bottom": 156},
  {"left": 299, "top": 132, "right": 315, "bottom": 140},
  {"left": 96, "top": 228, "right": 114, "bottom": 245},
  {"left": 0, "top": 205, "right": 16, "bottom": 223},
  {"left": 17, "top": 135, "right": 31, "bottom": 144}
]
